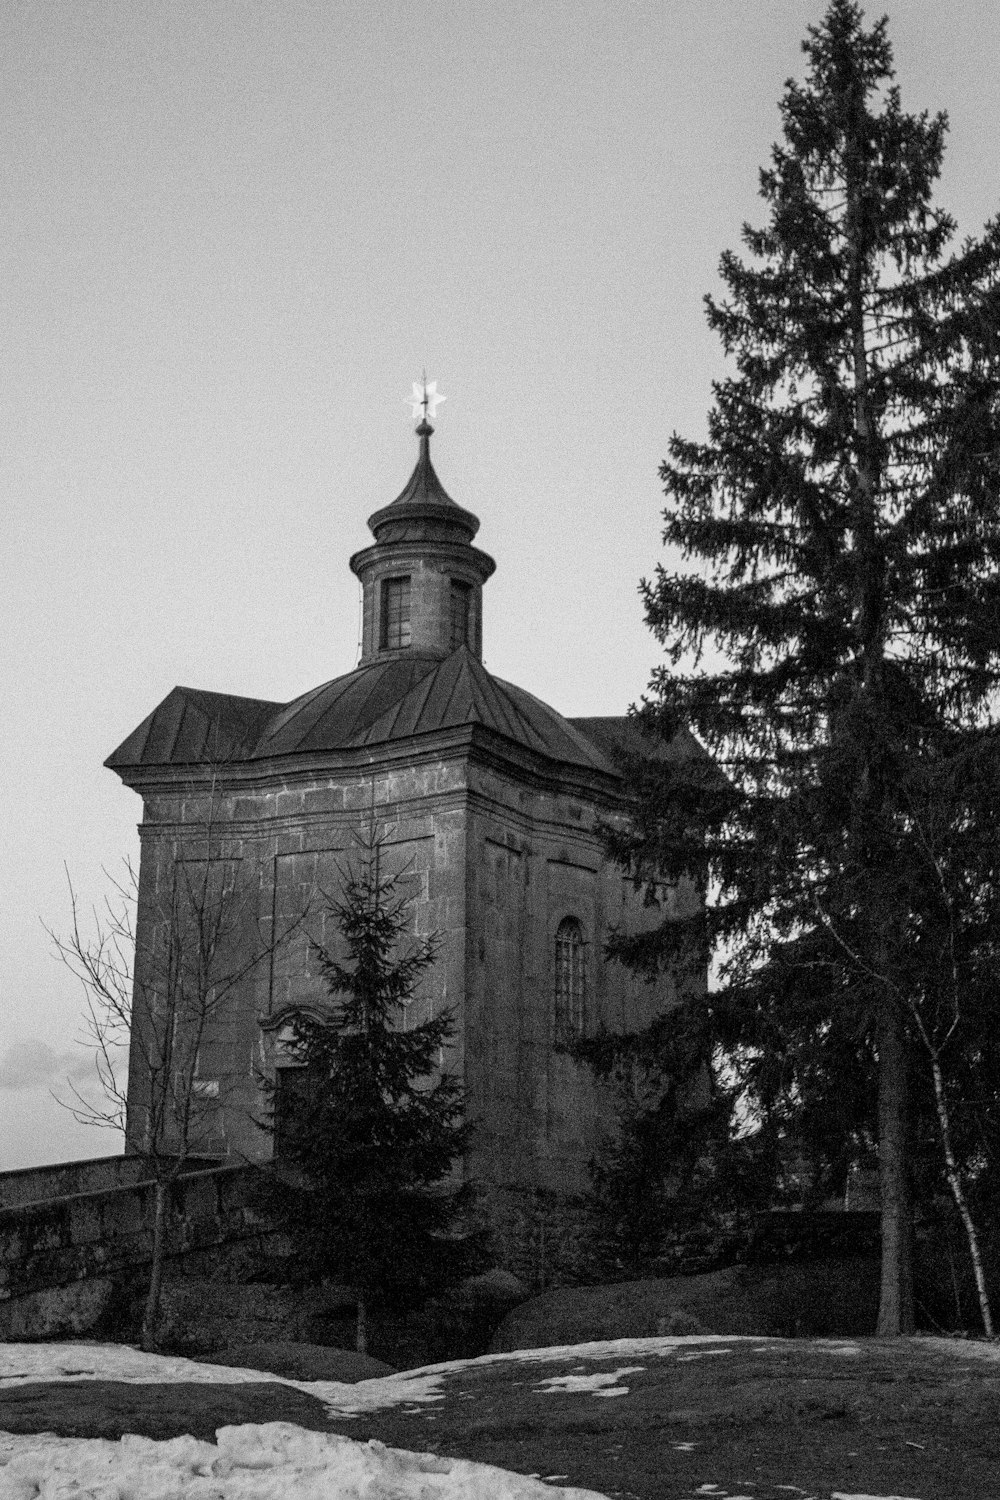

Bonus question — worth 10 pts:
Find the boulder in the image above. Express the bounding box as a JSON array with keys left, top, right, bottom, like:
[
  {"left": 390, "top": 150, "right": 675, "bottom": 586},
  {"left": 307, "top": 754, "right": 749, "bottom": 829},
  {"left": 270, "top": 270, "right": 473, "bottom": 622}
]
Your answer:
[
  {"left": 450, "top": 1267, "right": 528, "bottom": 1312},
  {"left": 0, "top": 1278, "right": 116, "bottom": 1340},
  {"left": 208, "top": 1341, "right": 395, "bottom": 1382},
  {"left": 487, "top": 1257, "right": 881, "bottom": 1353}
]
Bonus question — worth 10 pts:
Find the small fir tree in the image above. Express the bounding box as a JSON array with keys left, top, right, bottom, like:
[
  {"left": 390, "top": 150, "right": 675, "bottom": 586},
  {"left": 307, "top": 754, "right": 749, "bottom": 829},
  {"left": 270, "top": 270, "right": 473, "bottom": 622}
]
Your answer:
[
  {"left": 262, "top": 833, "right": 482, "bottom": 1354},
  {"left": 603, "top": 0, "right": 1000, "bottom": 1335}
]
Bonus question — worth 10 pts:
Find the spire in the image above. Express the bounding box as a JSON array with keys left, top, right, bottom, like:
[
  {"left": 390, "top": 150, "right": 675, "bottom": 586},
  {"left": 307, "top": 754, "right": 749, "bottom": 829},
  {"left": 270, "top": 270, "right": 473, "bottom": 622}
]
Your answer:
[
  {"left": 366, "top": 411, "right": 480, "bottom": 544},
  {"left": 387, "top": 419, "right": 461, "bottom": 512}
]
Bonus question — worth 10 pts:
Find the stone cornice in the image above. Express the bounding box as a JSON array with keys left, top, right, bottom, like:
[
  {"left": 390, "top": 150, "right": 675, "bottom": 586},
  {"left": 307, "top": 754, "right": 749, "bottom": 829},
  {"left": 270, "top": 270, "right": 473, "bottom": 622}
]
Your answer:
[{"left": 115, "top": 721, "right": 628, "bottom": 812}]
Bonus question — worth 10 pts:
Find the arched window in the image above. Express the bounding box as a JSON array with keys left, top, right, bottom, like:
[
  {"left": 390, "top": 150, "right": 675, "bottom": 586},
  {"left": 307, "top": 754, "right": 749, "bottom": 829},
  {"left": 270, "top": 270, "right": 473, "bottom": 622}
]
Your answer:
[{"left": 554, "top": 917, "right": 585, "bottom": 1044}]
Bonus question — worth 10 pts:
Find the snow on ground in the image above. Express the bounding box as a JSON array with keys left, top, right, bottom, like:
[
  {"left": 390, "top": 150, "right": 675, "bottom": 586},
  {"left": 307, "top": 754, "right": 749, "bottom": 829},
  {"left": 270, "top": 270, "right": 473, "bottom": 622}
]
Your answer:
[
  {"left": 531, "top": 1365, "right": 646, "bottom": 1397},
  {"left": 0, "top": 1421, "right": 610, "bottom": 1500},
  {"left": 0, "top": 1336, "right": 790, "bottom": 1420},
  {"left": 0, "top": 1336, "right": 886, "bottom": 1421}
]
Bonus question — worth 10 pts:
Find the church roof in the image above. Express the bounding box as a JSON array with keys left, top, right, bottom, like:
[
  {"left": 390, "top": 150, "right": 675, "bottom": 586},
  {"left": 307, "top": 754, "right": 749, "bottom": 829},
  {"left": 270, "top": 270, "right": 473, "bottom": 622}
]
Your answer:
[
  {"left": 106, "top": 686, "right": 282, "bottom": 769},
  {"left": 568, "top": 715, "right": 703, "bottom": 765},
  {"left": 105, "top": 648, "right": 621, "bottom": 779}
]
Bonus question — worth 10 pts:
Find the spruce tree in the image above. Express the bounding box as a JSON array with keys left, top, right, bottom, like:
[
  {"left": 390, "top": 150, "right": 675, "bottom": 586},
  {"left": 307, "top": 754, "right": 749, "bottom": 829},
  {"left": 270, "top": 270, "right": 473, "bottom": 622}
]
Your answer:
[
  {"left": 582, "top": 1042, "right": 772, "bottom": 1281},
  {"left": 262, "top": 833, "right": 481, "bottom": 1353},
  {"left": 608, "top": 1, "right": 1000, "bottom": 1334}
]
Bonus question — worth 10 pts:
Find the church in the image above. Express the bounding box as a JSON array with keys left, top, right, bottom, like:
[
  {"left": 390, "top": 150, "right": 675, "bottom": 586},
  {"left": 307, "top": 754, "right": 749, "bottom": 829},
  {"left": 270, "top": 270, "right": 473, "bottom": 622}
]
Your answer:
[{"left": 106, "top": 399, "right": 703, "bottom": 1264}]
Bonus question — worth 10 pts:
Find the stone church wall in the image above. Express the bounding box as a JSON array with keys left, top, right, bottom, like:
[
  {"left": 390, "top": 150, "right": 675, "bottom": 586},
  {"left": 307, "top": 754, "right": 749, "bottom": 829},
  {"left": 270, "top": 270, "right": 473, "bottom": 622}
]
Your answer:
[
  {"left": 462, "top": 755, "right": 696, "bottom": 1215},
  {"left": 124, "top": 736, "right": 702, "bottom": 1279},
  {"left": 126, "top": 753, "right": 475, "bottom": 1163}
]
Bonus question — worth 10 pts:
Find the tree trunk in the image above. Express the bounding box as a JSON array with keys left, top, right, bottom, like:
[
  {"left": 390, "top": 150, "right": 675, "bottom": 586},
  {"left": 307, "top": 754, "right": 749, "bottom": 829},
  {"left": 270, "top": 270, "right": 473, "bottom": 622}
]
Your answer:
[
  {"left": 876, "top": 993, "right": 914, "bottom": 1335},
  {"left": 356, "top": 1294, "right": 368, "bottom": 1355},
  {"left": 929, "top": 1053, "right": 994, "bottom": 1336},
  {"left": 844, "top": 109, "right": 915, "bottom": 1339},
  {"left": 141, "top": 1178, "right": 170, "bottom": 1350}
]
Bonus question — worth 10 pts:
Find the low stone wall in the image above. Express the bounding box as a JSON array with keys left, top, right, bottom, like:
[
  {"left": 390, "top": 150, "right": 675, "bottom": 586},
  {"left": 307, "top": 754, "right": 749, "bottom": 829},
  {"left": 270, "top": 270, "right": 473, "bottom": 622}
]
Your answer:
[
  {"left": 0, "top": 1154, "right": 224, "bottom": 1210},
  {"left": 0, "top": 1164, "right": 275, "bottom": 1339},
  {"left": 481, "top": 1189, "right": 884, "bottom": 1291}
]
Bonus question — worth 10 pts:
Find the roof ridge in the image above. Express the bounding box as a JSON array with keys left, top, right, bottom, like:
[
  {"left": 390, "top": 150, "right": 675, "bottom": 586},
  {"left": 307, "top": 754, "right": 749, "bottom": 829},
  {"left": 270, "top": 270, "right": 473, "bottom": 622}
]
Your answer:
[
  {"left": 476, "top": 664, "right": 551, "bottom": 751},
  {"left": 338, "top": 660, "right": 398, "bottom": 741},
  {"left": 464, "top": 655, "right": 495, "bottom": 728},
  {"left": 433, "top": 649, "right": 470, "bottom": 728},
  {"left": 174, "top": 685, "right": 284, "bottom": 711},
  {"left": 489, "top": 673, "right": 621, "bottom": 774},
  {"left": 256, "top": 668, "right": 365, "bottom": 750},
  {"left": 340, "top": 656, "right": 444, "bottom": 746},
  {"left": 465, "top": 661, "right": 522, "bottom": 742},
  {"left": 374, "top": 658, "right": 441, "bottom": 741}
]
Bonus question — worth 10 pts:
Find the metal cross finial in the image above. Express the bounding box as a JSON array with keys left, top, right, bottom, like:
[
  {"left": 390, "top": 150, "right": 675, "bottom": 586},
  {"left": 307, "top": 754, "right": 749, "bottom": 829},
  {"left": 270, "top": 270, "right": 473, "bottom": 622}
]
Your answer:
[{"left": 406, "top": 373, "right": 446, "bottom": 423}]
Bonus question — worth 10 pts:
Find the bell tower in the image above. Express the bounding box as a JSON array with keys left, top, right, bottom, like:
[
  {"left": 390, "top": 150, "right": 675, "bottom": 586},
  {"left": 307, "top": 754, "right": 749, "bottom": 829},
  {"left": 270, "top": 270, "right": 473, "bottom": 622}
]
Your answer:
[{"left": 349, "top": 414, "right": 495, "bottom": 665}]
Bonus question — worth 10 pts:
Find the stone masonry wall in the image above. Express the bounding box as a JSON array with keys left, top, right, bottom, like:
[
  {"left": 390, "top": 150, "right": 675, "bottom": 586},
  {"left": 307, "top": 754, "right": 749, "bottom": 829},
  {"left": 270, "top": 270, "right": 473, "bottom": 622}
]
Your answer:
[
  {"left": 0, "top": 1164, "right": 272, "bottom": 1339},
  {"left": 125, "top": 734, "right": 705, "bottom": 1223},
  {"left": 0, "top": 1154, "right": 217, "bottom": 1210},
  {"left": 129, "top": 753, "right": 472, "bottom": 1163},
  {"left": 463, "top": 754, "right": 700, "bottom": 1202}
]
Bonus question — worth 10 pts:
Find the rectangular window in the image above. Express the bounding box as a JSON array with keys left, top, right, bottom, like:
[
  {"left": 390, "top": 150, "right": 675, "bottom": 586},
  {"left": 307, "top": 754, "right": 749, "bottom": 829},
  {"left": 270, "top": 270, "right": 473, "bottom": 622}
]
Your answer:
[
  {"left": 449, "top": 580, "right": 471, "bottom": 651},
  {"left": 380, "top": 576, "right": 412, "bottom": 650}
]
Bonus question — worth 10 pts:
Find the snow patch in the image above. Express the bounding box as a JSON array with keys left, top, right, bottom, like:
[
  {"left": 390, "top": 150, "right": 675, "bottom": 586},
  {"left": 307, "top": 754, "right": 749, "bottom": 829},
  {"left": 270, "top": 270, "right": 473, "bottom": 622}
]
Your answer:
[
  {"left": 0, "top": 1422, "right": 611, "bottom": 1500},
  {"left": 0, "top": 1343, "right": 454, "bottom": 1420},
  {"left": 916, "top": 1334, "right": 1000, "bottom": 1363},
  {"left": 533, "top": 1366, "right": 645, "bottom": 1396}
]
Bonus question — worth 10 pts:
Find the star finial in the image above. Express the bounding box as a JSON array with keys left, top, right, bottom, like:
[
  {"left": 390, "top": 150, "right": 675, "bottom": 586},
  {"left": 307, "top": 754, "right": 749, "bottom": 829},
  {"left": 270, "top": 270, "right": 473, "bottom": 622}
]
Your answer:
[{"left": 406, "top": 374, "right": 446, "bottom": 423}]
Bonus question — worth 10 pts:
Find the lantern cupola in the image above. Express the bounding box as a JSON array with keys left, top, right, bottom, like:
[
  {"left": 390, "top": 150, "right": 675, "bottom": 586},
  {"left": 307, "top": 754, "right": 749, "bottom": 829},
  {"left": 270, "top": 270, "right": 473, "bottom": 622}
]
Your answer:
[{"left": 349, "top": 418, "right": 495, "bottom": 664}]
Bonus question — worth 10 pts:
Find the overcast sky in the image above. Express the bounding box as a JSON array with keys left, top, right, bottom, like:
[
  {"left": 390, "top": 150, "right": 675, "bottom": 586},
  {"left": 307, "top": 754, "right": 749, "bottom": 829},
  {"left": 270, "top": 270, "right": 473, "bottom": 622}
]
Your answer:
[{"left": 3, "top": 0, "right": 998, "bottom": 1171}]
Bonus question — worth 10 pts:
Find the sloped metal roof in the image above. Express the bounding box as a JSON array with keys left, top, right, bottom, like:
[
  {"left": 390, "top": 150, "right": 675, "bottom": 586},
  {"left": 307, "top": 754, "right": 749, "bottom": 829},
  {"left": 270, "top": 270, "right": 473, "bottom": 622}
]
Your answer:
[
  {"left": 105, "top": 649, "right": 621, "bottom": 778},
  {"left": 386, "top": 421, "right": 462, "bottom": 514},
  {"left": 569, "top": 715, "right": 703, "bottom": 766},
  {"left": 105, "top": 687, "right": 282, "bottom": 770},
  {"left": 252, "top": 656, "right": 440, "bottom": 759}
]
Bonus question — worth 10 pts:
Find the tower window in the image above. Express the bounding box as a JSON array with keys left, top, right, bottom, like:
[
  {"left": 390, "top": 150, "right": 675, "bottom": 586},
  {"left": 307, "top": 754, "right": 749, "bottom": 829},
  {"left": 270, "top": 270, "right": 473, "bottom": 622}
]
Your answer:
[
  {"left": 449, "top": 580, "right": 471, "bottom": 651},
  {"left": 380, "top": 576, "right": 411, "bottom": 650},
  {"left": 554, "top": 917, "right": 586, "bottom": 1044}
]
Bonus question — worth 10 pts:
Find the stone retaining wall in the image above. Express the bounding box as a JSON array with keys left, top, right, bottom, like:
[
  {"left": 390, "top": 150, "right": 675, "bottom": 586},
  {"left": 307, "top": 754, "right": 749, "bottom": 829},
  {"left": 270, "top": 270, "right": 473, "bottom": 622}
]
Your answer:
[
  {"left": 0, "top": 1154, "right": 224, "bottom": 1210},
  {"left": 0, "top": 1163, "right": 276, "bottom": 1339}
]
